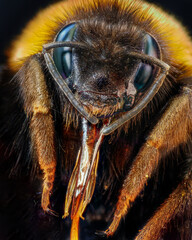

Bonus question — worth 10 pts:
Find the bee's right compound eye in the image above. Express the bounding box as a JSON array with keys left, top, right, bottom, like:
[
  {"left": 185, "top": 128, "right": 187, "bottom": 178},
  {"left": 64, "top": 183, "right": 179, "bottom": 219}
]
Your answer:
[{"left": 53, "top": 23, "right": 77, "bottom": 79}]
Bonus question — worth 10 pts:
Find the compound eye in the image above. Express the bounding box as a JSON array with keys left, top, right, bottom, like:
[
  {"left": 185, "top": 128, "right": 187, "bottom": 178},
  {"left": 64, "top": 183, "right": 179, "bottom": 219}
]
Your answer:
[
  {"left": 134, "top": 34, "right": 160, "bottom": 91},
  {"left": 53, "top": 23, "right": 77, "bottom": 79}
]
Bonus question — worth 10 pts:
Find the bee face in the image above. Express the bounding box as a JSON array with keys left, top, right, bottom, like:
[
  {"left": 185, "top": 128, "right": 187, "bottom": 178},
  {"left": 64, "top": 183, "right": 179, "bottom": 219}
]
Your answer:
[
  {"left": 51, "top": 19, "right": 161, "bottom": 117},
  {"left": 70, "top": 22, "right": 140, "bottom": 116}
]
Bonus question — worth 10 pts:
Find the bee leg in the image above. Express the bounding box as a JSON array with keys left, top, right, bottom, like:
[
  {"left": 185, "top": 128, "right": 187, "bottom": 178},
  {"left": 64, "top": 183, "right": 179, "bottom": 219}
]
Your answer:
[
  {"left": 30, "top": 112, "right": 56, "bottom": 214},
  {"left": 135, "top": 167, "right": 192, "bottom": 240},
  {"left": 19, "top": 55, "right": 56, "bottom": 214},
  {"left": 105, "top": 86, "right": 192, "bottom": 236}
]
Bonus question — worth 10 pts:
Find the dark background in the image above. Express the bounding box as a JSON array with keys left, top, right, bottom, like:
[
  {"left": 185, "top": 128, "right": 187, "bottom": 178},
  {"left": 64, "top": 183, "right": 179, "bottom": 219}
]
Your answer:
[{"left": 0, "top": 0, "right": 192, "bottom": 64}]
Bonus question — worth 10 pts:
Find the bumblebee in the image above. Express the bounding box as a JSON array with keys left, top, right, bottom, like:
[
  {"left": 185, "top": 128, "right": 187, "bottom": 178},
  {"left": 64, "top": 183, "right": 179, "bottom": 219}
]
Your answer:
[{"left": 0, "top": 0, "right": 192, "bottom": 239}]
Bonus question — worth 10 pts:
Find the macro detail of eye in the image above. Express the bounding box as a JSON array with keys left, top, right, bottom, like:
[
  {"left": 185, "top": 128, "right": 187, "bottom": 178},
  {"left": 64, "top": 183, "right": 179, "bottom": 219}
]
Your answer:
[
  {"left": 134, "top": 34, "right": 159, "bottom": 91},
  {"left": 53, "top": 23, "right": 77, "bottom": 79}
]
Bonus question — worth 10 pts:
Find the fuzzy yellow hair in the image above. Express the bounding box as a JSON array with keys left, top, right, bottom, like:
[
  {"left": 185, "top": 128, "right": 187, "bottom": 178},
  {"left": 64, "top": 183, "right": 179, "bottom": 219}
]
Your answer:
[{"left": 8, "top": 0, "right": 192, "bottom": 78}]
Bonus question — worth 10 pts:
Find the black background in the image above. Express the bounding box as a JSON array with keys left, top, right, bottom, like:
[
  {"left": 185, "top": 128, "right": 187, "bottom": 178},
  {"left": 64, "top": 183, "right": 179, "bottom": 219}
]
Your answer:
[{"left": 0, "top": 0, "right": 192, "bottom": 64}]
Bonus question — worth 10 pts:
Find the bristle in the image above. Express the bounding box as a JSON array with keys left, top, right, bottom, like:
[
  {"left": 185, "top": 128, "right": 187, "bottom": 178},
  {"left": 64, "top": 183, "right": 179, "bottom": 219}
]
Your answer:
[{"left": 62, "top": 102, "right": 80, "bottom": 129}]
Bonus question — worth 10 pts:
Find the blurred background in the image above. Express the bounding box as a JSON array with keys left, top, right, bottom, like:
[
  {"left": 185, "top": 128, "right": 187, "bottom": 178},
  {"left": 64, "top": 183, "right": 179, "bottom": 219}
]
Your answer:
[{"left": 0, "top": 0, "right": 192, "bottom": 64}]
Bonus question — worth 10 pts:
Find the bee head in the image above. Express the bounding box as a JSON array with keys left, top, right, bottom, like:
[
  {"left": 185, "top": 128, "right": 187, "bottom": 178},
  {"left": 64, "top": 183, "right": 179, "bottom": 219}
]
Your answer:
[{"left": 50, "top": 19, "right": 161, "bottom": 119}]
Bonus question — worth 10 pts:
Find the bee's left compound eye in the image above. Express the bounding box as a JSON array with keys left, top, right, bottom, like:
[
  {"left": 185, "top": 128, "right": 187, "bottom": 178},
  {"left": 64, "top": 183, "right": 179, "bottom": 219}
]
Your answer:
[
  {"left": 134, "top": 34, "right": 160, "bottom": 91},
  {"left": 53, "top": 23, "right": 77, "bottom": 79}
]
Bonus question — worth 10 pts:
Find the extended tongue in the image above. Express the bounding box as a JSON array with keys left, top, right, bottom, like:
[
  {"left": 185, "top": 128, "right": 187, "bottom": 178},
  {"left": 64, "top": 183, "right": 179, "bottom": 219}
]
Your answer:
[{"left": 63, "top": 118, "right": 106, "bottom": 240}]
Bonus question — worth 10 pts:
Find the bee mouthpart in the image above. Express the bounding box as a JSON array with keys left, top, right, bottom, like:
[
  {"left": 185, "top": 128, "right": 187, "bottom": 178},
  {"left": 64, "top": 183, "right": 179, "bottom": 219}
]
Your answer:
[{"left": 64, "top": 118, "right": 107, "bottom": 239}]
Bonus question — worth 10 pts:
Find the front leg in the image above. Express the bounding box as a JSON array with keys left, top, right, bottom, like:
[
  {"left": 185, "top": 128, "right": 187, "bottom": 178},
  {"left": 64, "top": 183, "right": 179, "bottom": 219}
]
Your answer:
[
  {"left": 19, "top": 55, "right": 56, "bottom": 213},
  {"left": 135, "top": 166, "right": 192, "bottom": 240},
  {"left": 30, "top": 111, "right": 56, "bottom": 214},
  {"left": 105, "top": 86, "right": 192, "bottom": 236}
]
